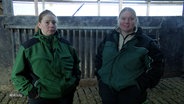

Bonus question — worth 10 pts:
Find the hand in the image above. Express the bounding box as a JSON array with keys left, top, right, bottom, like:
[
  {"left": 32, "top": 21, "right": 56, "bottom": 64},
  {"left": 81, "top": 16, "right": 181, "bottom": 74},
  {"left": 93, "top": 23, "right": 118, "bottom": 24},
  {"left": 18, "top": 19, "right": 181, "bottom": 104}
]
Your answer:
[{"left": 28, "top": 87, "right": 39, "bottom": 99}]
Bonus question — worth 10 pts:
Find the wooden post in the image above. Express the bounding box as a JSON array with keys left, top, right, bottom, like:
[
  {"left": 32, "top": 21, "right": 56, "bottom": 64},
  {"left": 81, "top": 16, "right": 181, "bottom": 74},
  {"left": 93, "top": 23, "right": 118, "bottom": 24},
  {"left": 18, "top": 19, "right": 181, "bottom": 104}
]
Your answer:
[{"left": 2, "top": 0, "right": 14, "bottom": 16}]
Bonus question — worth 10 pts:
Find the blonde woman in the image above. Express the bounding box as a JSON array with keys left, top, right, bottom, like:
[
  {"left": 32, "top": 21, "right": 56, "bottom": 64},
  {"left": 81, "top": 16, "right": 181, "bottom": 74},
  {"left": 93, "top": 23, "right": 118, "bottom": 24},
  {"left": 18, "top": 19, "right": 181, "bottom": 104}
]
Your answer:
[{"left": 95, "top": 7, "right": 164, "bottom": 104}]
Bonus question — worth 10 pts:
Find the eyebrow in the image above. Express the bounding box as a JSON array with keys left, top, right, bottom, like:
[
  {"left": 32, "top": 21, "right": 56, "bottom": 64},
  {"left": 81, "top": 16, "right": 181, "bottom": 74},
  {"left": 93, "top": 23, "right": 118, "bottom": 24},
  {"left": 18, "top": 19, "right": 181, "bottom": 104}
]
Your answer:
[{"left": 43, "top": 20, "right": 57, "bottom": 22}]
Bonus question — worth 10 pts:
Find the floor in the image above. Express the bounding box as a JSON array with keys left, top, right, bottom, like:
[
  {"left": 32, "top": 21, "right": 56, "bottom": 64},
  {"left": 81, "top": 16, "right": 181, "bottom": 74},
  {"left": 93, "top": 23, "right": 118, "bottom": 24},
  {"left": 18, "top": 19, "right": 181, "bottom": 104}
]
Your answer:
[{"left": 1, "top": 77, "right": 184, "bottom": 104}]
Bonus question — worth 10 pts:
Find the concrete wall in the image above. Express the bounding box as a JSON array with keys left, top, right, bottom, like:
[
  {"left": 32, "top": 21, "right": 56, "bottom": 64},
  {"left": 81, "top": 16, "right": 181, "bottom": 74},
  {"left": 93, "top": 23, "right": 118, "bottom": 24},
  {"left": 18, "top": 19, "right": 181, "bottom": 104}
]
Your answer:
[
  {"left": 0, "top": 2, "right": 2, "bottom": 15},
  {"left": 0, "top": 16, "right": 184, "bottom": 85},
  {"left": 0, "top": 16, "right": 12, "bottom": 84}
]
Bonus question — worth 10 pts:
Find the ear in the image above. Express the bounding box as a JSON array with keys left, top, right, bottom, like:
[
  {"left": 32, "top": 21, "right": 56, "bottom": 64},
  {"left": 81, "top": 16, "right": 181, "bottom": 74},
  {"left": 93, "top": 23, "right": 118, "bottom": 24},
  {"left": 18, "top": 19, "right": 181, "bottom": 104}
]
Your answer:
[{"left": 38, "top": 22, "right": 42, "bottom": 29}]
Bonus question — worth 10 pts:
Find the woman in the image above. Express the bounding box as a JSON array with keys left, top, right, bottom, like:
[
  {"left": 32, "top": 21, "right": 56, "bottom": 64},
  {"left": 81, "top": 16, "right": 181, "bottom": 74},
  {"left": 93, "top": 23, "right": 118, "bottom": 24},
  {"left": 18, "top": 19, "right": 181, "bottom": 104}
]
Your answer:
[
  {"left": 95, "top": 7, "right": 164, "bottom": 104},
  {"left": 11, "top": 10, "right": 81, "bottom": 104}
]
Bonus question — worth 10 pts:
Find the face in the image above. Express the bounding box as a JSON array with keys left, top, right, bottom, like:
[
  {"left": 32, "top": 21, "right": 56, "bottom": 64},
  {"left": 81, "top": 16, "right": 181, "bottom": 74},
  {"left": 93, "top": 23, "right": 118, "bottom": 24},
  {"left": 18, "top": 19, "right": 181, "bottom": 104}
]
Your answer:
[
  {"left": 119, "top": 11, "right": 136, "bottom": 34},
  {"left": 38, "top": 14, "right": 57, "bottom": 36}
]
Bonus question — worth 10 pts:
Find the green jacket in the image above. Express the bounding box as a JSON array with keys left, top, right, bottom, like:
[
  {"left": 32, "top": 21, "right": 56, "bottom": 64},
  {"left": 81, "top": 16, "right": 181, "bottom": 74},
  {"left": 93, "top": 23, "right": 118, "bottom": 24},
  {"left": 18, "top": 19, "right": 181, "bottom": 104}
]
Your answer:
[
  {"left": 11, "top": 30, "right": 81, "bottom": 99},
  {"left": 95, "top": 28, "right": 164, "bottom": 91}
]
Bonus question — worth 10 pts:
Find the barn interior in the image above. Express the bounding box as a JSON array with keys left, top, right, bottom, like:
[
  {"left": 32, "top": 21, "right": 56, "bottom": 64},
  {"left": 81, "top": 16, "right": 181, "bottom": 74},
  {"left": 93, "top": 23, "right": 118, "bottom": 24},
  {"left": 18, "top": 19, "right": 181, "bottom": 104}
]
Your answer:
[{"left": 0, "top": 0, "right": 184, "bottom": 104}]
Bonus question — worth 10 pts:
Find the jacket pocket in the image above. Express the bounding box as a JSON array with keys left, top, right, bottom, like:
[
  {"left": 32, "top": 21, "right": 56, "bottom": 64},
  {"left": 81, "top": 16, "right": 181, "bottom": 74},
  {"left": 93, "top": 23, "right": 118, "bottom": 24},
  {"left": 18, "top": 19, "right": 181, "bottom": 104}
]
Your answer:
[{"left": 64, "top": 70, "right": 77, "bottom": 89}]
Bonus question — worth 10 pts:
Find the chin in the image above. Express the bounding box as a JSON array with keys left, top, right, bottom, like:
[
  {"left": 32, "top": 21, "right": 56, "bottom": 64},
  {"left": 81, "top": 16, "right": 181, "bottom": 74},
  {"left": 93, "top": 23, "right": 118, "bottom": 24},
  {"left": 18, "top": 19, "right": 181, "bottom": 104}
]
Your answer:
[
  {"left": 122, "top": 28, "right": 133, "bottom": 32},
  {"left": 48, "top": 32, "right": 55, "bottom": 35}
]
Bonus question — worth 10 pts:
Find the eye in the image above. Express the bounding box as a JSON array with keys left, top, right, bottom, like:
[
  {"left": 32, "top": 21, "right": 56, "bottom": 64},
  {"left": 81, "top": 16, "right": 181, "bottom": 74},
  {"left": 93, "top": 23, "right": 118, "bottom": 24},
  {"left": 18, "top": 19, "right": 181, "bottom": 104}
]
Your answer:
[
  {"left": 52, "top": 21, "right": 56, "bottom": 25},
  {"left": 130, "top": 17, "right": 135, "bottom": 21},
  {"left": 121, "top": 17, "right": 126, "bottom": 21},
  {"left": 45, "top": 21, "right": 49, "bottom": 25}
]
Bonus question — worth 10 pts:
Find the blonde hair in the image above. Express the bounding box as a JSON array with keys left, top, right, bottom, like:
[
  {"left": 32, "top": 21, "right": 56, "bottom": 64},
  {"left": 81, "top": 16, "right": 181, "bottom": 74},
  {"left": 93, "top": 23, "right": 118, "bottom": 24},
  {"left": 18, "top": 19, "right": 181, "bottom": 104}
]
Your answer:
[{"left": 34, "top": 10, "right": 57, "bottom": 33}]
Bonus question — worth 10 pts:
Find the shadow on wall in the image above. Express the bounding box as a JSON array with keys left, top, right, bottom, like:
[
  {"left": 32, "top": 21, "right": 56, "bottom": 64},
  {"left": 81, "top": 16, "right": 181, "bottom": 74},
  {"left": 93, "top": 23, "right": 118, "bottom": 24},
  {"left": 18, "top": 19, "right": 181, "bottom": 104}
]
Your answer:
[{"left": 159, "top": 17, "right": 184, "bottom": 77}]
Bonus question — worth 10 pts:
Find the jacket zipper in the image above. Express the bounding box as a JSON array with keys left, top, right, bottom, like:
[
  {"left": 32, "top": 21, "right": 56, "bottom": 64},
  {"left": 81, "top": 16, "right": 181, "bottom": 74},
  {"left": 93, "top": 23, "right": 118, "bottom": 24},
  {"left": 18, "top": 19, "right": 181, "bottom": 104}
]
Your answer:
[{"left": 108, "top": 34, "right": 134, "bottom": 87}]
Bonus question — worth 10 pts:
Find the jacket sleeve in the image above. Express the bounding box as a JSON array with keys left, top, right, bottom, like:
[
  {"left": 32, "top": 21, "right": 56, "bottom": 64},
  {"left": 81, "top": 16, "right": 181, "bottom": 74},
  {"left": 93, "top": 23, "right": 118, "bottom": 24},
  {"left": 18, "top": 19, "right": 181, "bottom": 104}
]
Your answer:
[
  {"left": 11, "top": 46, "right": 33, "bottom": 96},
  {"left": 136, "top": 41, "right": 164, "bottom": 91},
  {"left": 70, "top": 47, "right": 81, "bottom": 85},
  {"left": 95, "top": 38, "right": 106, "bottom": 80}
]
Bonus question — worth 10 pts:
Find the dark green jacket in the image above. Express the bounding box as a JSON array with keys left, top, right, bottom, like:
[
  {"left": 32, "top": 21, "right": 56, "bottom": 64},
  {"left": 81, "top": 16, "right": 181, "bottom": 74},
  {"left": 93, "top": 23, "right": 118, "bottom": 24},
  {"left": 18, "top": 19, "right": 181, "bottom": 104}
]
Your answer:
[
  {"left": 95, "top": 27, "right": 164, "bottom": 91},
  {"left": 11, "top": 30, "right": 81, "bottom": 98}
]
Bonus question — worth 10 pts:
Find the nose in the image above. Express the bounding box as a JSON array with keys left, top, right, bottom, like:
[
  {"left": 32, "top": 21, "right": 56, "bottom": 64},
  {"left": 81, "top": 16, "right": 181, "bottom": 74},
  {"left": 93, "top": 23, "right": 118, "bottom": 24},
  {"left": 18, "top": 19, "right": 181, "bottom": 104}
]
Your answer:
[
  {"left": 49, "top": 22, "right": 55, "bottom": 27},
  {"left": 124, "top": 18, "right": 130, "bottom": 23}
]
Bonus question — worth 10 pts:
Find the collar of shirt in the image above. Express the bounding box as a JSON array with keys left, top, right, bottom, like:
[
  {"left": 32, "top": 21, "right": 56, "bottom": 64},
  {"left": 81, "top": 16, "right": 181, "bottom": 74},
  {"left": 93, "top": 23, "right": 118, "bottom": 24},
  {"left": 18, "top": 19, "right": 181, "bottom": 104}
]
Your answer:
[{"left": 118, "top": 34, "right": 135, "bottom": 50}]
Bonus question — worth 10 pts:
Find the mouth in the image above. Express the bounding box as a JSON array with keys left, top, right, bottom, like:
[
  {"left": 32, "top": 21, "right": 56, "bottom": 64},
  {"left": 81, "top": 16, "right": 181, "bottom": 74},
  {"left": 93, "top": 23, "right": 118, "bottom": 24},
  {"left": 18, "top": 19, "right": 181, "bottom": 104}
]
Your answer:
[{"left": 49, "top": 29, "right": 56, "bottom": 32}]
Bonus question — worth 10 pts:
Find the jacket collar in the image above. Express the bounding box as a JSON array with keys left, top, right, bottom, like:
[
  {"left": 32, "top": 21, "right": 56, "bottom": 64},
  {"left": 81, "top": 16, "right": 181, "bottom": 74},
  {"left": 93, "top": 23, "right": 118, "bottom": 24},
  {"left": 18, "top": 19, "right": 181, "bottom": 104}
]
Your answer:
[{"left": 34, "top": 29, "right": 59, "bottom": 44}]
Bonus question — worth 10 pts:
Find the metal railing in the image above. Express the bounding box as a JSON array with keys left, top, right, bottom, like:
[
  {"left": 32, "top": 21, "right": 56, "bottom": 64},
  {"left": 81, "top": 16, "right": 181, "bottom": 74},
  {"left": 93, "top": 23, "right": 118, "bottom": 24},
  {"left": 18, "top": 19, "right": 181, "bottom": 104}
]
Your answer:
[{"left": 9, "top": 26, "right": 160, "bottom": 78}]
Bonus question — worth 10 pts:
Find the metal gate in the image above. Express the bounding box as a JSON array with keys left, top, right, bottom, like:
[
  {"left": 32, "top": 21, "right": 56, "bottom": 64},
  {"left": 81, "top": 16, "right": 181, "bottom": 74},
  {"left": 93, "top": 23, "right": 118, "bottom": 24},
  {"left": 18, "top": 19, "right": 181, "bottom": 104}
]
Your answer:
[{"left": 8, "top": 26, "right": 160, "bottom": 79}]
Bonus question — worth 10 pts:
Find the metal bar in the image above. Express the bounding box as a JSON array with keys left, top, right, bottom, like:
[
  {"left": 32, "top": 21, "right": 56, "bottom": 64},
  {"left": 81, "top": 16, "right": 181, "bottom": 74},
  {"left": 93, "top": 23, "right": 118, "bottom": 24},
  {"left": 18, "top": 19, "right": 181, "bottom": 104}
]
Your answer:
[
  {"left": 84, "top": 30, "right": 88, "bottom": 78},
  {"left": 78, "top": 30, "right": 82, "bottom": 60},
  {"left": 21, "top": 29, "right": 27, "bottom": 43},
  {"left": 72, "top": 3, "right": 85, "bottom": 16},
  {"left": 98, "top": 0, "right": 100, "bottom": 16},
  {"left": 5, "top": 26, "right": 114, "bottom": 29},
  {"left": 95, "top": 29, "right": 98, "bottom": 55},
  {"left": 18, "top": 29, "right": 21, "bottom": 47},
  {"left": 146, "top": 0, "right": 150, "bottom": 16},
  {"left": 10, "top": 29, "right": 15, "bottom": 64},
  {"left": 34, "top": 0, "right": 38, "bottom": 16},
  {"left": 59, "top": 29, "right": 64, "bottom": 37},
  {"left": 183, "top": 2, "right": 184, "bottom": 16},
  {"left": 119, "top": 0, "right": 123, "bottom": 12},
  {"left": 5, "top": 25, "right": 161, "bottom": 30},
  {"left": 72, "top": 30, "right": 76, "bottom": 48},
  {"left": 101, "top": 29, "right": 104, "bottom": 41},
  {"left": 78, "top": 29, "right": 85, "bottom": 78},
  {"left": 42, "top": 0, "right": 45, "bottom": 11},
  {"left": 13, "top": 29, "right": 21, "bottom": 55},
  {"left": 89, "top": 29, "right": 93, "bottom": 78},
  {"left": 12, "top": 0, "right": 184, "bottom": 5},
  {"left": 66, "top": 29, "right": 70, "bottom": 41},
  {"left": 27, "top": 29, "right": 33, "bottom": 40}
]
